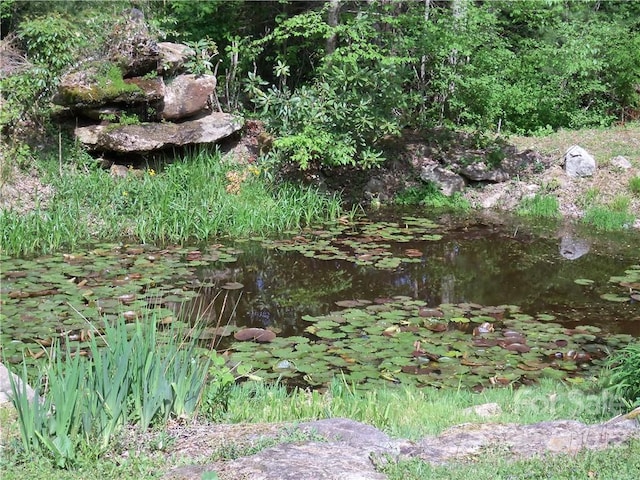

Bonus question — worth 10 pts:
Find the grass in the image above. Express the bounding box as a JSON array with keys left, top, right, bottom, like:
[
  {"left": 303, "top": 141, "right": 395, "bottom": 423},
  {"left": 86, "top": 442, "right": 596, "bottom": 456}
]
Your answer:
[
  {"left": 381, "top": 440, "right": 640, "bottom": 480},
  {"left": 221, "top": 377, "right": 626, "bottom": 439},
  {"left": 395, "top": 183, "right": 470, "bottom": 211},
  {"left": 4, "top": 311, "right": 239, "bottom": 468},
  {"left": 630, "top": 176, "right": 640, "bottom": 196},
  {"left": 603, "top": 340, "right": 640, "bottom": 408},
  {"left": 509, "top": 122, "right": 640, "bottom": 166},
  {"left": 517, "top": 193, "right": 560, "bottom": 218},
  {"left": 2, "top": 374, "right": 637, "bottom": 479},
  {"left": 0, "top": 146, "right": 347, "bottom": 257},
  {"left": 583, "top": 195, "right": 636, "bottom": 231}
]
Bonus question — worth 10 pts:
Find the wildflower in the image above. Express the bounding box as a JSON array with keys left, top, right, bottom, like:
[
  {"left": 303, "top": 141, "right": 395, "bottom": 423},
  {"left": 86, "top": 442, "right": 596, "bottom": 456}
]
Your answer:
[{"left": 148, "top": 168, "right": 156, "bottom": 176}]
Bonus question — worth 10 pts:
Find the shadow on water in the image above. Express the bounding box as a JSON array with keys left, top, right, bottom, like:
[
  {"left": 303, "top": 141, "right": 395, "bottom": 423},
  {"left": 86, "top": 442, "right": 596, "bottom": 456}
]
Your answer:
[{"left": 188, "top": 210, "right": 640, "bottom": 338}]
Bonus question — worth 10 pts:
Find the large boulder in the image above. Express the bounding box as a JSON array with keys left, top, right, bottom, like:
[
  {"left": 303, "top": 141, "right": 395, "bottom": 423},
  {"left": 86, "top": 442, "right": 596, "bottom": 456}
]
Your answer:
[
  {"left": 75, "top": 112, "right": 243, "bottom": 153},
  {"left": 420, "top": 164, "right": 466, "bottom": 196},
  {"left": 458, "top": 162, "right": 510, "bottom": 182},
  {"left": 53, "top": 66, "right": 164, "bottom": 109},
  {"left": 564, "top": 145, "right": 596, "bottom": 177},
  {"left": 161, "top": 74, "right": 217, "bottom": 120}
]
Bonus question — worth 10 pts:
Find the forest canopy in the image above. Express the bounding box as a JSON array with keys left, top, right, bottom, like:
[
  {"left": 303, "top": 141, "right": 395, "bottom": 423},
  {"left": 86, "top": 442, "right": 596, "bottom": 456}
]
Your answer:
[{"left": 1, "top": 0, "right": 639, "bottom": 168}]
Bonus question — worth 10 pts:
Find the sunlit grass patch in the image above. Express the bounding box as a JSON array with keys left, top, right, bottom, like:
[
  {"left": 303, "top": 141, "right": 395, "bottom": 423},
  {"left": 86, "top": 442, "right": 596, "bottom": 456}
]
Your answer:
[
  {"left": 583, "top": 195, "right": 635, "bottom": 231},
  {"left": 0, "top": 148, "right": 346, "bottom": 256},
  {"left": 517, "top": 193, "right": 560, "bottom": 218}
]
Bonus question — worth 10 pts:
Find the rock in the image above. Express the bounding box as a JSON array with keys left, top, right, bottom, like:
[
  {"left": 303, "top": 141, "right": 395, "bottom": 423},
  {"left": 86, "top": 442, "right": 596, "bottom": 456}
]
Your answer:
[
  {"left": 164, "top": 418, "right": 401, "bottom": 480},
  {"left": 161, "top": 74, "right": 217, "bottom": 120},
  {"left": 462, "top": 402, "right": 502, "bottom": 418},
  {"left": 106, "top": 12, "right": 159, "bottom": 78},
  {"left": 459, "top": 162, "right": 510, "bottom": 182},
  {"left": 158, "top": 42, "right": 195, "bottom": 76},
  {"left": 75, "top": 112, "right": 243, "bottom": 153},
  {"left": 0, "top": 361, "right": 37, "bottom": 405},
  {"left": 564, "top": 145, "right": 596, "bottom": 177},
  {"left": 610, "top": 155, "right": 632, "bottom": 170},
  {"left": 54, "top": 68, "right": 164, "bottom": 109},
  {"left": 163, "top": 415, "right": 639, "bottom": 479},
  {"left": 420, "top": 164, "right": 466, "bottom": 196}
]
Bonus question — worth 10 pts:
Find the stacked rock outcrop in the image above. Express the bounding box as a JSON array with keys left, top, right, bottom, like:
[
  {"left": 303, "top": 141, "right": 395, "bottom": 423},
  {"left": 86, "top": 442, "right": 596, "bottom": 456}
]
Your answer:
[{"left": 54, "top": 10, "right": 242, "bottom": 154}]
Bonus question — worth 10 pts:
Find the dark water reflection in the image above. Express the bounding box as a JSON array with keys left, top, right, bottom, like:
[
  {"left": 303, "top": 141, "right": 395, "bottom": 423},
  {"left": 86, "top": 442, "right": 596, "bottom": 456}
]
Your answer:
[{"left": 187, "top": 212, "right": 640, "bottom": 338}]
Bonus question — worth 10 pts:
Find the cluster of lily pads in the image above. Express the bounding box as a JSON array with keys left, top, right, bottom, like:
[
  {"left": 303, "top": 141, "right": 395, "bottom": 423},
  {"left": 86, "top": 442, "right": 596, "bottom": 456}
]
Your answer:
[
  {"left": 1, "top": 216, "right": 638, "bottom": 391},
  {"left": 262, "top": 216, "right": 442, "bottom": 269},
  {"left": 0, "top": 243, "right": 244, "bottom": 365},
  {"left": 228, "top": 297, "right": 635, "bottom": 389}
]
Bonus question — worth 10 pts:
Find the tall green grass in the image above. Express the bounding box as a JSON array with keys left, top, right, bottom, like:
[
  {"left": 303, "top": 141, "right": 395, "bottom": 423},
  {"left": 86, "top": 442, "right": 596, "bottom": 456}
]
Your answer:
[
  {"left": 583, "top": 195, "right": 635, "bottom": 231},
  {"left": 222, "top": 376, "right": 622, "bottom": 439},
  {"left": 604, "top": 340, "right": 640, "bottom": 408},
  {"left": 0, "top": 148, "right": 346, "bottom": 256},
  {"left": 516, "top": 193, "right": 560, "bottom": 218},
  {"left": 7, "top": 312, "right": 238, "bottom": 467}
]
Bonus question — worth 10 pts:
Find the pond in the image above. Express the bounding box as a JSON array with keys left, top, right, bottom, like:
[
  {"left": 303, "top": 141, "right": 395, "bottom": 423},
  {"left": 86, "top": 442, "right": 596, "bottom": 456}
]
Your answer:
[{"left": 1, "top": 210, "right": 638, "bottom": 390}]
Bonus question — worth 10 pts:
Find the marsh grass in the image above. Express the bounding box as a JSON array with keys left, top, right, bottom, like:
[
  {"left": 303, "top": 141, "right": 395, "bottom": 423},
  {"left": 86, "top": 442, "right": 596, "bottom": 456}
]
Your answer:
[
  {"left": 516, "top": 193, "right": 560, "bottom": 218},
  {"left": 583, "top": 194, "right": 635, "bottom": 231},
  {"left": 603, "top": 341, "right": 640, "bottom": 408},
  {"left": 0, "top": 147, "right": 346, "bottom": 256}
]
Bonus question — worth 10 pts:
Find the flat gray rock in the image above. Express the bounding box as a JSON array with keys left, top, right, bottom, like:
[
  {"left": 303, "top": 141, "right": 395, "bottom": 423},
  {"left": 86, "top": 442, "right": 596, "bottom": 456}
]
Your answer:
[
  {"left": 75, "top": 112, "right": 243, "bottom": 153},
  {"left": 0, "top": 362, "right": 37, "bottom": 404}
]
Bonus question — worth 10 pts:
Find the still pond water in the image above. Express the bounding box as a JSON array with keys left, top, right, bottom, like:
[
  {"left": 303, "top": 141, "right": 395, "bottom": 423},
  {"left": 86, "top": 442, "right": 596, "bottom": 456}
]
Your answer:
[{"left": 1, "top": 210, "right": 639, "bottom": 389}]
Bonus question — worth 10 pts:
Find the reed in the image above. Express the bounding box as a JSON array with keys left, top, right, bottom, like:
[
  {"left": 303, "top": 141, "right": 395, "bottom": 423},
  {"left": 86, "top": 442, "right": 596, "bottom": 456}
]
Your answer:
[{"left": 0, "top": 148, "right": 346, "bottom": 257}]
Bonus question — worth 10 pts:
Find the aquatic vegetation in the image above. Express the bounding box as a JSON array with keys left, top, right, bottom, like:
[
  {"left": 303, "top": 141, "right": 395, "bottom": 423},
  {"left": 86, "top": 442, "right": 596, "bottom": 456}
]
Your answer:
[
  {"left": 583, "top": 195, "right": 635, "bottom": 231},
  {"left": 8, "top": 312, "right": 240, "bottom": 467},
  {"left": 263, "top": 216, "right": 442, "bottom": 269},
  {"left": 228, "top": 297, "right": 633, "bottom": 390}
]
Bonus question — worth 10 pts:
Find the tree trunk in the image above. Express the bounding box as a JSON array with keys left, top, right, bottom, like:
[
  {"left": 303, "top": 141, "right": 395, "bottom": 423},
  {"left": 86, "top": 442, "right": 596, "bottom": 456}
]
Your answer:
[{"left": 326, "top": 0, "right": 340, "bottom": 55}]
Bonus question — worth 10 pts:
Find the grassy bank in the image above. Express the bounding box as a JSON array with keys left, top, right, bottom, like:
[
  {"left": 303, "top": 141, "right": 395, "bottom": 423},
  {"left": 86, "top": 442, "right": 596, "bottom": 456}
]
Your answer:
[
  {"left": 2, "top": 377, "right": 639, "bottom": 479},
  {"left": 2, "top": 315, "right": 639, "bottom": 479},
  {"left": 0, "top": 147, "right": 346, "bottom": 257}
]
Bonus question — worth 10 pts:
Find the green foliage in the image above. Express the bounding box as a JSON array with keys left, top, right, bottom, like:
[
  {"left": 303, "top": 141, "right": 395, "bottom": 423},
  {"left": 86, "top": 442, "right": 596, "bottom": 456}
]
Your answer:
[
  {"left": 629, "top": 176, "right": 640, "bottom": 196},
  {"left": 0, "top": 148, "right": 346, "bottom": 256},
  {"left": 395, "top": 183, "right": 470, "bottom": 212},
  {"left": 583, "top": 195, "right": 635, "bottom": 231},
  {"left": 183, "top": 38, "right": 218, "bottom": 75},
  {"left": 7, "top": 313, "right": 236, "bottom": 467},
  {"left": 517, "top": 194, "right": 561, "bottom": 219},
  {"left": 604, "top": 341, "right": 640, "bottom": 408}
]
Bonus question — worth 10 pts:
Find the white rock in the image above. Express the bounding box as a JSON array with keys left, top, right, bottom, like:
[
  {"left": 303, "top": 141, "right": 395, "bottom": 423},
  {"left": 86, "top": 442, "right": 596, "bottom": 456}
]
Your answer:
[
  {"left": 564, "top": 145, "right": 596, "bottom": 177},
  {"left": 610, "top": 155, "right": 632, "bottom": 170}
]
